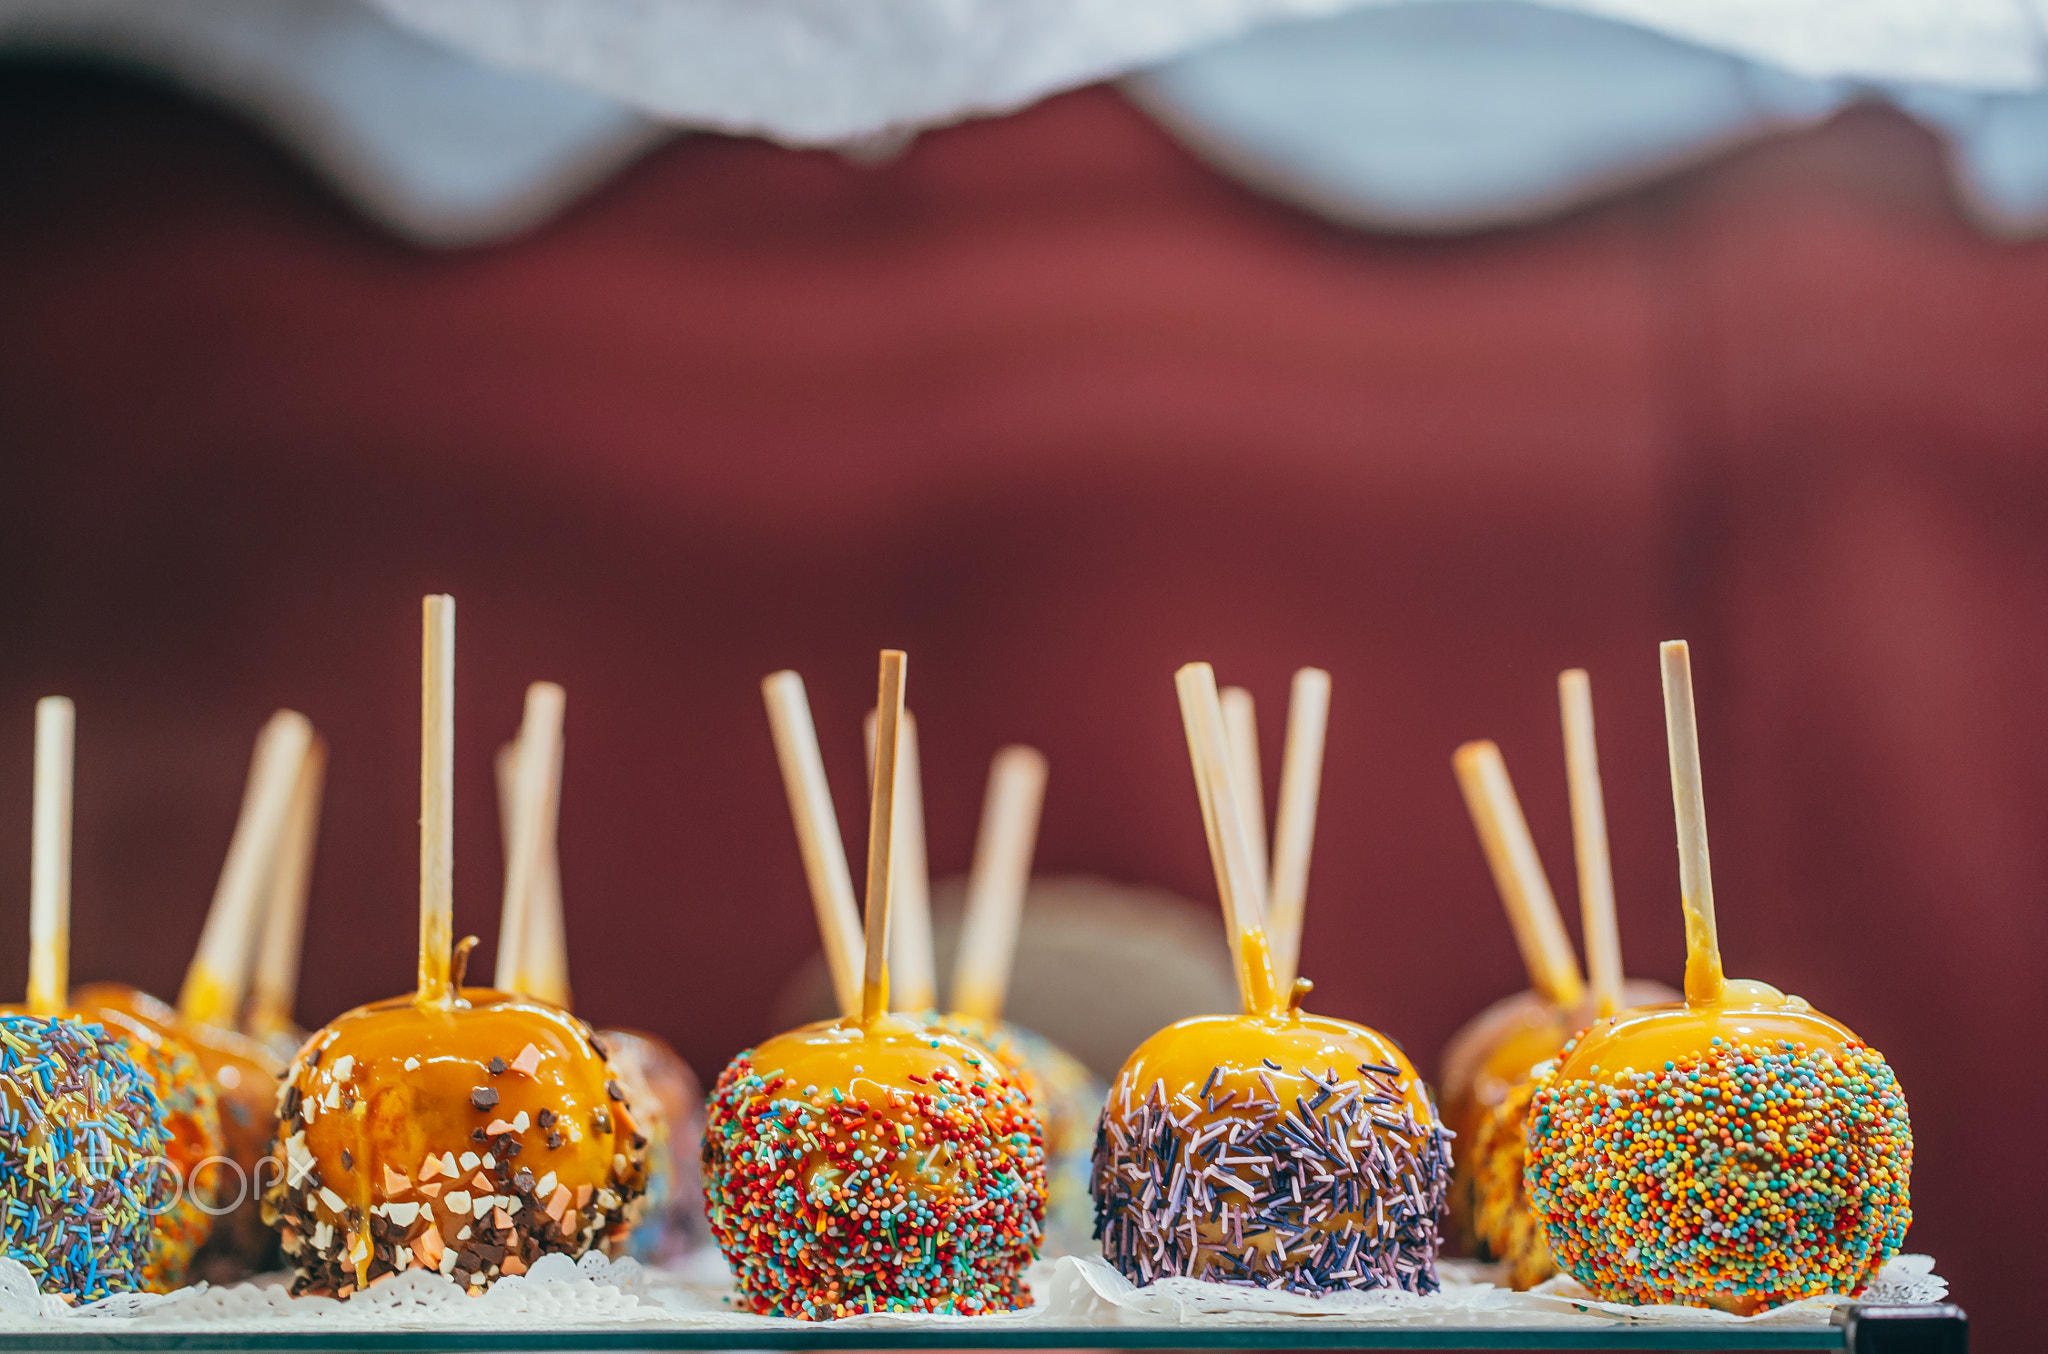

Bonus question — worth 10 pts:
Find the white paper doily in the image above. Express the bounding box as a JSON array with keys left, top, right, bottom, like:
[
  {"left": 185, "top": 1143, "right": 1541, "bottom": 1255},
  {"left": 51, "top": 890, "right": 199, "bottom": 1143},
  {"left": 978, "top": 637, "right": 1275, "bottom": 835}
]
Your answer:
[{"left": 0, "top": 1250, "right": 1946, "bottom": 1333}]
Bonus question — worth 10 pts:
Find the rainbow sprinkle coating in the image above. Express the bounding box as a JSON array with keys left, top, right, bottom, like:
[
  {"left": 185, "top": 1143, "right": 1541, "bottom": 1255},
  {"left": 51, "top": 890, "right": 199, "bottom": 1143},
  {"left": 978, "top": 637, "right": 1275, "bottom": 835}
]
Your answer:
[
  {"left": 703, "top": 1049, "right": 1046, "bottom": 1319},
  {"left": 1091, "top": 1062, "right": 1451, "bottom": 1295},
  {"left": 0, "top": 1015, "right": 168, "bottom": 1301},
  {"left": 1471, "top": 1077, "right": 1554, "bottom": 1290},
  {"left": 1525, "top": 1036, "right": 1912, "bottom": 1311}
]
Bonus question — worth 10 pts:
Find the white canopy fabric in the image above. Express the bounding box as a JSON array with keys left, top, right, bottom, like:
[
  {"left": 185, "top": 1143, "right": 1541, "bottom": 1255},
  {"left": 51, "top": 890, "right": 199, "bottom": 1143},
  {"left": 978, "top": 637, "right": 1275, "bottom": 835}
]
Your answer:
[
  {"left": 368, "top": 0, "right": 2048, "bottom": 147},
  {"left": 5, "top": 0, "right": 2048, "bottom": 243},
  {"left": 0, "top": 0, "right": 663, "bottom": 244}
]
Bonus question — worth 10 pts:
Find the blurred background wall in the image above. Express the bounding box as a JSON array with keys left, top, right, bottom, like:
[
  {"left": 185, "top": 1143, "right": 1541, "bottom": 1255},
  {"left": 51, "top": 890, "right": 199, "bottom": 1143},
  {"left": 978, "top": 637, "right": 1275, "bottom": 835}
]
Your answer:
[{"left": 1, "top": 60, "right": 2042, "bottom": 1344}]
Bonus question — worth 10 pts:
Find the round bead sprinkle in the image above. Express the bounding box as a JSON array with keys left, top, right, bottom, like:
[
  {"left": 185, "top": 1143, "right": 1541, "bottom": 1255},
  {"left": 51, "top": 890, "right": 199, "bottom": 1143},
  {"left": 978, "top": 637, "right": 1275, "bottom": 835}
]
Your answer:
[
  {"left": 1525, "top": 1036, "right": 1911, "bottom": 1311},
  {"left": 703, "top": 1046, "right": 1046, "bottom": 1319},
  {"left": 0, "top": 1014, "right": 168, "bottom": 1301}
]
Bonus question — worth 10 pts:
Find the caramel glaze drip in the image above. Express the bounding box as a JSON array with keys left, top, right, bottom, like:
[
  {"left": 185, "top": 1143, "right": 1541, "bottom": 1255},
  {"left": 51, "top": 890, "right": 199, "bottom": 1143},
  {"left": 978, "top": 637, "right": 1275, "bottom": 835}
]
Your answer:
[
  {"left": 1107, "top": 1007, "right": 1437, "bottom": 1259},
  {"left": 270, "top": 988, "right": 646, "bottom": 1293},
  {"left": 1554, "top": 980, "right": 1857, "bottom": 1085}
]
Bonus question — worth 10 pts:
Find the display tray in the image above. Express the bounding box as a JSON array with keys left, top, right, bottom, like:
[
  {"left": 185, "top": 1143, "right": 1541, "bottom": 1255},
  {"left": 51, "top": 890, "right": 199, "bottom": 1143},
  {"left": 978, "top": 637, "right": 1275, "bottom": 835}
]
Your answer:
[
  {"left": 0, "top": 1255, "right": 1960, "bottom": 1354},
  {"left": 0, "top": 1314, "right": 1964, "bottom": 1352}
]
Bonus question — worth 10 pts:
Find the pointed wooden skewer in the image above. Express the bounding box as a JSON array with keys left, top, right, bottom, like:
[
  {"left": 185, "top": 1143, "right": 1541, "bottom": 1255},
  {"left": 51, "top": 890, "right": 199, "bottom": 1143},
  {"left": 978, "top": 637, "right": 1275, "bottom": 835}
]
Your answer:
[
  {"left": 417, "top": 595, "right": 457, "bottom": 1010},
  {"left": 1660, "top": 641, "right": 1724, "bottom": 1006},
  {"left": 1176, "top": 663, "right": 1278, "bottom": 1016},
  {"left": 178, "top": 708, "right": 316, "bottom": 1029},
  {"left": 1219, "top": 688, "right": 1269, "bottom": 890},
  {"left": 860, "top": 651, "right": 907, "bottom": 1024},
  {"left": 26, "top": 697, "right": 75, "bottom": 1017},
  {"left": 496, "top": 683, "right": 565, "bottom": 996},
  {"left": 1559, "top": 669, "right": 1624, "bottom": 1018},
  {"left": 866, "top": 708, "right": 936, "bottom": 1013},
  {"left": 949, "top": 745, "right": 1049, "bottom": 1024},
  {"left": 762, "top": 671, "right": 864, "bottom": 1018},
  {"left": 1452, "top": 740, "right": 1586, "bottom": 1011},
  {"left": 245, "top": 737, "right": 327, "bottom": 1039},
  {"left": 1266, "top": 666, "right": 1330, "bottom": 995}
]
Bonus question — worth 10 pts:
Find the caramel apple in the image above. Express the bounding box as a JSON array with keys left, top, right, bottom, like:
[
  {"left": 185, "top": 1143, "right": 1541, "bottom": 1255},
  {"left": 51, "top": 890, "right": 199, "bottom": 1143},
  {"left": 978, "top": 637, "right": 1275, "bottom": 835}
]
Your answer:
[
  {"left": 1523, "top": 643, "right": 1911, "bottom": 1312},
  {"left": 710, "top": 652, "right": 1046, "bottom": 1318},
  {"left": 1, "top": 698, "right": 174, "bottom": 1300},
  {"left": 1092, "top": 665, "right": 1449, "bottom": 1295},
  {"left": 260, "top": 597, "right": 645, "bottom": 1296}
]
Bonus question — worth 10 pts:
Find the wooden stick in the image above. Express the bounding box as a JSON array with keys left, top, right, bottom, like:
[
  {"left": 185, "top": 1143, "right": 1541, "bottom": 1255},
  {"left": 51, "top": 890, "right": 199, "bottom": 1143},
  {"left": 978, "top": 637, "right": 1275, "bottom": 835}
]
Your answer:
[
  {"left": 1660, "top": 641, "right": 1724, "bottom": 1006},
  {"left": 1175, "top": 663, "right": 1278, "bottom": 1015},
  {"left": 1451, "top": 740, "right": 1586, "bottom": 1009},
  {"left": 178, "top": 708, "right": 315, "bottom": 1027},
  {"left": 949, "top": 745, "right": 1049, "bottom": 1023},
  {"left": 494, "top": 734, "right": 571, "bottom": 1007},
  {"left": 1266, "top": 666, "right": 1330, "bottom": 995},
  {"left": 417, "top": 595, "right": 456, "bottom": 1010},
  {"left": 497, "top": 683, "right": 565, "bottom": 996},
  {"left": 867, "top": 709, "right": 936, "bottom": 1012},
  {"left": 1559, "top": 670, "right": 1623, "bottom": 1018},
  {"left": 1219, "top": 688, "right": 1269, "bottom": 889},
  {"left": 495, "top": 741, "right": 519, "bottom": 889},
  {"left": 528, "top": 730, "right": 571, "bottom": 1008},
  {"left": 246, "top": 737, "right": 327, "bottom": 1038},
  {"left": 27, "top": 697, "right": 74, "bottom": 1017},
  {"left": 860, "top": 651, "right": 906, "bottom": 1024},
  {"left": 761, "top": 671, "right": 864, "bottom": 1018}
]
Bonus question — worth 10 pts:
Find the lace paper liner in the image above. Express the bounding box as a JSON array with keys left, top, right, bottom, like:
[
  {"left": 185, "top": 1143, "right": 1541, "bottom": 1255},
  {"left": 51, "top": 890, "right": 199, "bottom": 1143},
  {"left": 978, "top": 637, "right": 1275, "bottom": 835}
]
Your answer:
[{"left": 0, "top": 1250, "right": 1945, "bottom": 1332}]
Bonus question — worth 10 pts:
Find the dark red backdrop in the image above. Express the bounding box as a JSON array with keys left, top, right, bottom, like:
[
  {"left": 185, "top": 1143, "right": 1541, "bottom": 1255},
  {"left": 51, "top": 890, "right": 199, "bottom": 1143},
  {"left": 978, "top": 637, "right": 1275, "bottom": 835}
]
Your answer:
[{"left": 1, "top": 65, "right": 2041, "bottom": 1344}]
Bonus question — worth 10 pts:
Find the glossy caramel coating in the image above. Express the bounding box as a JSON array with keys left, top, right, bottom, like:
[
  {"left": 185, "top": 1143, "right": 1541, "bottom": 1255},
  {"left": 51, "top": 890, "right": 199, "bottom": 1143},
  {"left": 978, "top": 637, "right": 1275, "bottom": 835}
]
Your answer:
[
  {"left": 704, "top": 1011, "right": 1046, "bottom": 1318},
  {"left": 262, "top": 988, "right": 646, "bottom": 1296},
  {"left": 1553, "top": 981, "right": 1855, "bottom": 1083},
  {"left": 69, "top": 982, "right": 286, "bottom": 1275},
  {"left": 1093, "top": 1008, "right": 1451, "bottom": 1293}
]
